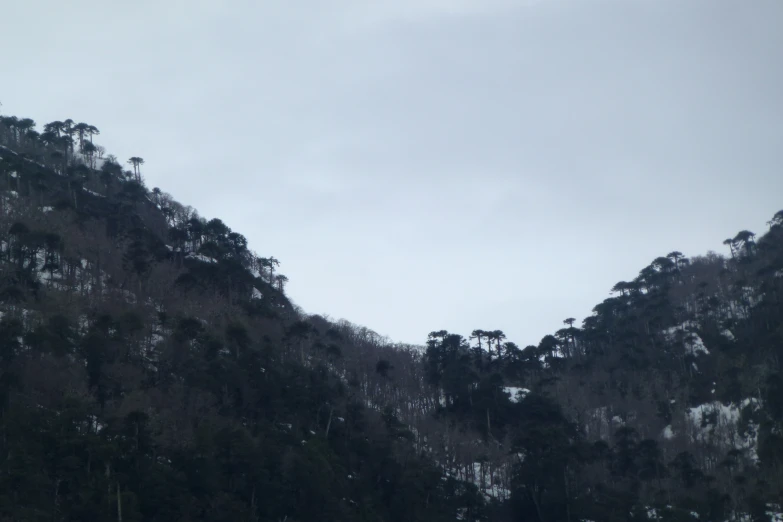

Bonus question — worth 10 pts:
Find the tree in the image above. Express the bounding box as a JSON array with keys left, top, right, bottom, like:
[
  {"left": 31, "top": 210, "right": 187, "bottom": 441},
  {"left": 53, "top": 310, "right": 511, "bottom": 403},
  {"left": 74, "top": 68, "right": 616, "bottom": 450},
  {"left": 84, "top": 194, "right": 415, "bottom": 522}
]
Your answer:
[
  {"left": 100, "top": 159, "right": 123, "bottom": 190},
  {"left": 651, "top": 256, "right": 675, "bottom": 274},
  {"left": 611, "top": 281, "right": 631, "bottom": 296},
  {"left": 1, "top": 115, "right": 19, "bottom": 143},
  {"left": 732, "top": 230, "right": 756, "bottom": 257},
  {"left": 127, "top": 157, "right": 145, "bottom": 182},
  {"left": 39, "top": 130, "right": 59, "bottom": 148},
  {"left": 43, "top": 120, "right": 64, "bottom": 137},
  {"left": 62, "top": 119, "right": 75, "bottom": 154},
  {"left": 275, "top": 274, "right": 289, "bottom": 293},
  {"left": 510, "top": 394, "right": 581, "bottom": 522},
  {"left": 58, "top": 134, "right": 74, "bottom": 163},
  {"left": 86, "top": 125, "right": 100, "bottom": 143},
  {"left": 488, "top": 329, "right": 506, "bottom": 358},
  {"left": 65, "top": 163, "right": 90, "bottom": 206},
  {"left": 767, "top": 209, "right": 783, "bottom": 229},
  {"left": 263, "top": 256, "right": 280, "bottom": 283},
  {"left": 16, "top": 118, "right": 36, "bottom": 145},
  {"left": 470, "top": 329, "right": 486, "bottom": 352},
  {"left": 73, "top": 122, "right": 89, "bottom": 150},
  {"left": 82, "top": 141, "right": 98, "bottom": 168}
]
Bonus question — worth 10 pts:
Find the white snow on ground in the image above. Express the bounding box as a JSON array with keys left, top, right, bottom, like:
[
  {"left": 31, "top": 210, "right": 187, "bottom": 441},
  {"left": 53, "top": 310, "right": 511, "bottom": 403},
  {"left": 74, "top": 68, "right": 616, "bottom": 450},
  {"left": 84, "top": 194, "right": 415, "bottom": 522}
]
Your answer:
[
  {"left": 662, "top": 321, "right": 709, "bottom": 355},
  {"left": 647, "top": 506, "right": 699, "bottom": 520},
  {"left": 186, "top": 252, "right": 217, "bottom": 263},
  {"left": 713, "top": 506, "right": 783, "bottom": 522},
  {"left": 82, "top": 187, "right": 105, "bottom": 197},
  {"left": 78, "top": 315, "right": 90, "bottom": 331},
  {"left": 663, "top": 398, "right": 760, "bottom": 463},
  {"left": 503, "top": 387, "right": 530, "bottom": 403},
  {"left": 685, "top": 399, "right": 760, "bottom": 462},
  {"left": 766, "top": 505, "right": 783, "bottom": 522},
  {"left": 721, "top": 329, "right": 735, "bottom": 341},
  {"left": 444, "top": 461, "right": 512, "bottom": 502}
]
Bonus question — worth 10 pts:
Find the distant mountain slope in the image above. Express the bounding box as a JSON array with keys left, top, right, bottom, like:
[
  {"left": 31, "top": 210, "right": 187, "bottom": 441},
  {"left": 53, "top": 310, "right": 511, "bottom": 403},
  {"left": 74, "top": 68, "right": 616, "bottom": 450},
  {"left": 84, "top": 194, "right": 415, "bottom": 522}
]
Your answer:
[{"left": 415, "top": 217, "right": 783, "bottom": 520}]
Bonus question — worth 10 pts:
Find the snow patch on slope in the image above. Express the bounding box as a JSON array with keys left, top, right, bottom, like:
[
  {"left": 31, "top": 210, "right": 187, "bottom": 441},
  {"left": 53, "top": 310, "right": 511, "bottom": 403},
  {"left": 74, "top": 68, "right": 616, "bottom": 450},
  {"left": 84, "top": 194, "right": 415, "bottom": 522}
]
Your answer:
[
  {"left": 503, "top": 387, "right": 530, "bottom": 403},
  {"left": 82, "top": 187, "right": 105, "bottom": 198},
  {"left": 186, "top": 252, "right": 217, "bottom": 264},
  {"left": 662, "top": 321, "right": 709, "bottom": 355},
  {"left": 685, "top": 399, "right": 760, "bottom": 462}
]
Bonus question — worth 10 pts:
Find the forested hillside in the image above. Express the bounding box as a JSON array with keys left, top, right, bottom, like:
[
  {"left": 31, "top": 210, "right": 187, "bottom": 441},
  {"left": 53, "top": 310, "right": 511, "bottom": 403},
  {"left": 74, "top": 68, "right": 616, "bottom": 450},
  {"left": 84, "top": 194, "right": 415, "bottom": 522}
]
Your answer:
[{"left": 1, "top": 111, "right": 782, "bottom": 522}]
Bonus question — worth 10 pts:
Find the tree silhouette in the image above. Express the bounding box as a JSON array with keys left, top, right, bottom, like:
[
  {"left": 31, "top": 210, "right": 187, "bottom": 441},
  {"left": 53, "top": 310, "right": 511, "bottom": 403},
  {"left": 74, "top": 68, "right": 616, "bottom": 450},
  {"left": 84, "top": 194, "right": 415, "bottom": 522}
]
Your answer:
[
  {"left": 62, "top": 119, "right": 75, "bottom": 154},
  {"left": 43, "top": 120, "right": 64, "bottom": 137},
  {"left": 127, "top": 156, "right": 145, "bottom": 182},
  {"left": 265, "top": 256, "right": 280, "bottom": 283},
  {"left": 488, "top": 329, "right": 506, "bottom": 358},
  {"left": 16, "top": 118, "right": 36, "bottom": 146},
  {"left": 611, "top": 281, "right": 631, "bottom": 296},
  {"left": 39, "top": 130, "right": 58, "bottom": 147},
  {"left": 732, "top": 230, "right": 756, "bottom": 257},
  {"left": 666, "top": 251, "right": 684, "bottom": 271},
  {"left": 73, "top": 122, "right": 89, "bottom": 150},
  {"left": 58, "top": 134, "right": 74, "bottom": 163},
  {"left": 86, "top": 124, "right": 100, "bottom": 143},
  {"left": 275, "top": 274, "right": 289, "bottom": 292},
  {"left": 470, "top": 329, "right": 486, "bottom": 352},
  {"left": 767, "top": 209, "right": 783, "bottom": 228},
  {"left": 82, "top": 141, "right": 98, "bottom": 168}
]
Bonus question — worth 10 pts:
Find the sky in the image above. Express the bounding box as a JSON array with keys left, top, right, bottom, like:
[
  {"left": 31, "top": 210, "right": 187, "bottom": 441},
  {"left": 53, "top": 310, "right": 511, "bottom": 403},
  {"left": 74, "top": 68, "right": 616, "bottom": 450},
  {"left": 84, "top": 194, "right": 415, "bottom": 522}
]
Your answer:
[{"left": 2, "top": 0, "right": 782, "bottom": 346}]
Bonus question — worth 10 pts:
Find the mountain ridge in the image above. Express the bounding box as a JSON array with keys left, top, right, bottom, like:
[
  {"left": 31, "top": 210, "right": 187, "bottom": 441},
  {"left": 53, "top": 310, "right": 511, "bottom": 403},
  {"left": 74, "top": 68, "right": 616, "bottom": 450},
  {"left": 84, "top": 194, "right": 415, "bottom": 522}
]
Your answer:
[{"left": 1, "top": 109, "right": 782, "bottom": 521}]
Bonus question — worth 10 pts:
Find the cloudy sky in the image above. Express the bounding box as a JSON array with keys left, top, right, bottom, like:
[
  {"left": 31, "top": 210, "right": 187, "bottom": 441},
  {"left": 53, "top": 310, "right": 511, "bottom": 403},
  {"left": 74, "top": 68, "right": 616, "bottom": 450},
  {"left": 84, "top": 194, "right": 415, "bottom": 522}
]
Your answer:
[{"left": 3, "top": 0, "right": 782, "bottom": 346}]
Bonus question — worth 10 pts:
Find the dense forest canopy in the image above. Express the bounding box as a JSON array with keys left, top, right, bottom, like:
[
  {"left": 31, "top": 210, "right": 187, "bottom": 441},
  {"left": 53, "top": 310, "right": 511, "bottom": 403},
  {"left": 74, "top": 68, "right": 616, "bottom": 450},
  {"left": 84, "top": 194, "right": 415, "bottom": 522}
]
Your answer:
[{"left": 0, "top": 109, "right": 782, "bottom": 521}]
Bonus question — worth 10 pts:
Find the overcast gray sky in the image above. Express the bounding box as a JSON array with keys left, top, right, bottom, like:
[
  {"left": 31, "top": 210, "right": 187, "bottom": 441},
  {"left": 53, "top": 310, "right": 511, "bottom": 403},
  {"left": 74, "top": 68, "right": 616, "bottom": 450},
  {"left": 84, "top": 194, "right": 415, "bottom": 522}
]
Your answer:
[{"left": 3, "top": 0, "right": 782, "bottom": 346}]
